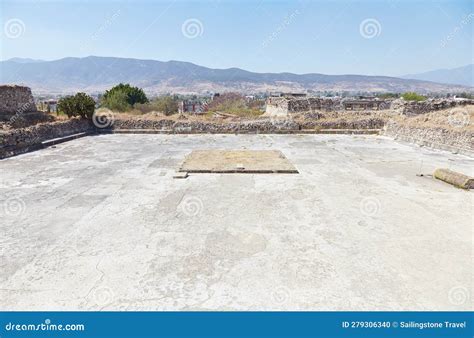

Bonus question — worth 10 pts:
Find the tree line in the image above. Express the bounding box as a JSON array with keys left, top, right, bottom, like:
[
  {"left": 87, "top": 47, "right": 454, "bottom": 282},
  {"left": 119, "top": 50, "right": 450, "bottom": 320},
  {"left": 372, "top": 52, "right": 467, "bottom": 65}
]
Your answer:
[{"left": 57, "top": 83, "right": 181, "bottom": 118}]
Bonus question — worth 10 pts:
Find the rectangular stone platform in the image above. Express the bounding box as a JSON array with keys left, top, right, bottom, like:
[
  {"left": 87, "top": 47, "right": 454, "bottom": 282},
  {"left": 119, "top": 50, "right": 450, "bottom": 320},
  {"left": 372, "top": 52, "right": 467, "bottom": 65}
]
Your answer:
[{"left": 179, "top": 150, "right": 298, "bottom": 173}]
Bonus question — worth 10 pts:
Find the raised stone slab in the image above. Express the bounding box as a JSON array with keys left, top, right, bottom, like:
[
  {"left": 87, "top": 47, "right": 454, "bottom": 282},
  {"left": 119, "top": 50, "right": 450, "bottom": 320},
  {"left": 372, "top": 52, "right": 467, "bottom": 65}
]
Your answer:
[
  {"left": 173, "top": 171, "right": 189, "bottom": 179},
  {"left": 179, "top": 150, "right": 298, "bottom": 174}
]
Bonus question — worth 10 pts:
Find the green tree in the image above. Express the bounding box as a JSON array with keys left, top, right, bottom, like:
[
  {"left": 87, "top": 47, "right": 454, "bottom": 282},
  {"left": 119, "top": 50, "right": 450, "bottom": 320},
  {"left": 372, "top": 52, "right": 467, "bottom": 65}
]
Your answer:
[
  {"left": 205, "top": 92, "right": 263, "bottom": 117},
  {"left": 101, "top": 90, "right": 131, "bottom": 112},
  {"left": 152, "top": 96, "right": 179, "bottom": 115},
  {"left": 101, "top": 83, "right": 148, "bottom": 111},
  {"left": 402, "top": 92, "right": 426, "bottom": 102},
  {"left": 133, "top": 95, "right": 180, "bottom": 115},
  {"left": 456, "top": 92, "right": 474, "bottom": 99},
  {"left": 57, "top": 92, "right": 96, "bottom": 119},
  {"left": 376, "top": 92, "right": 399, "bottom": 99}
]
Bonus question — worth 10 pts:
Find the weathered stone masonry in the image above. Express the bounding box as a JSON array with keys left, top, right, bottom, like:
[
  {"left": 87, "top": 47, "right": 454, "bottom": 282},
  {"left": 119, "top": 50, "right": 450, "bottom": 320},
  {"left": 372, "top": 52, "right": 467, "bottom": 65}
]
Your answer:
[
  {"left": 383, "top": 121, "right": 474, "bottom": 157},
  {"left": 0, "top": 85, "right": 37, "bottom": 121},
  {"left": 0, "top": 119, "right": 93, "bottom": 159}
]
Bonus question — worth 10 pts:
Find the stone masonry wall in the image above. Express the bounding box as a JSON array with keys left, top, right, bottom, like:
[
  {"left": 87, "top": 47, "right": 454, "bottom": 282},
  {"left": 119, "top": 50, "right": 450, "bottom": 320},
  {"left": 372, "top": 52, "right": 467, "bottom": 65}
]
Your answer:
[
  {"left": 402, "top": 99, "right": 474, "bottom": 116},
  {"left": 0, "top": 85, "right": 37, "bottom": 121},
  {"left": 0, "top": 118, "right": 93, "bottom": 159},
  {"left": 110, "top": 116, "right": 384, "bottom": 132},
  {"left": 383, "top": 120, "right": 474, "bottom": 157},
  {"left": 265, "top": 97, "right": 289, "bottom": 116}
]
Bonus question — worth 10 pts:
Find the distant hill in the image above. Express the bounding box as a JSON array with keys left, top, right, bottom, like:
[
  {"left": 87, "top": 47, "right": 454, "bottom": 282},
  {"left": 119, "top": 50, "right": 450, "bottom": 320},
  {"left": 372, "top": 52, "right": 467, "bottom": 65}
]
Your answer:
[
  {"left": 402, "top": 64, "right": 473, "bottom": 87},
  {"left": 0, "top": 56, "right": 471, "bottom": 95},
  {"left": 6, "top": 57, "right": 46, "bottom": 64}
]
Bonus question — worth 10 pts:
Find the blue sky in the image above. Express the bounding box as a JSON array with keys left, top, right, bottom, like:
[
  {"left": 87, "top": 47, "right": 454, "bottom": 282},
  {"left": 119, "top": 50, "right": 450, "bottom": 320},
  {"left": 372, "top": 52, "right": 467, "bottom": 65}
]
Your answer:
[{"left": 1, "top": 0, "right": 472, "bottom": 76}]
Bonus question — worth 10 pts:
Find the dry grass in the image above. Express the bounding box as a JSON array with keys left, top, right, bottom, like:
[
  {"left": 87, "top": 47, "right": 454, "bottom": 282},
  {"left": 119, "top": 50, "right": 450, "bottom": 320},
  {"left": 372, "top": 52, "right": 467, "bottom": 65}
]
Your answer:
[{"left": 392, "top": 105, "right": 474, "bottom": 131}]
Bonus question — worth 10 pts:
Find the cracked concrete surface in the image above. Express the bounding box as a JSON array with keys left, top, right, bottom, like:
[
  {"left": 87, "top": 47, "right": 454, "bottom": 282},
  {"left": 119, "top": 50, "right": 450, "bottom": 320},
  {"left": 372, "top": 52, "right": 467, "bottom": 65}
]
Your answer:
[{"left": 0, "top": 134, "right": 472, "bottom": 310}]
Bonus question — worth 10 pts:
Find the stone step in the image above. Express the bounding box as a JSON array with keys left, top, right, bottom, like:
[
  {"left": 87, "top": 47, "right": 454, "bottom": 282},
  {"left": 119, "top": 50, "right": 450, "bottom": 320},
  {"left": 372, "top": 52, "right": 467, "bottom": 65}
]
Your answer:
[{"left": 41, "top": 132, "right": 91, "bottom": 147}]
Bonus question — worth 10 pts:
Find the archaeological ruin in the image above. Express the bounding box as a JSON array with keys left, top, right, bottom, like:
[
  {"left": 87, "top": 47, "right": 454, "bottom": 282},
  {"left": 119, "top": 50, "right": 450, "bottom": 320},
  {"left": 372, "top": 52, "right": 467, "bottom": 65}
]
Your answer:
[
  {"left": 0, "top": 85, "right": 51, "bottom": 127},
  {"left": 0, "top": 85, "right": 37, "bottom": 120},
  {"left": 265, "top": 96, "right": 343, "bottom": 116},
  {"left": 264, "top": 94, "right": 392, "bottom": 116}
]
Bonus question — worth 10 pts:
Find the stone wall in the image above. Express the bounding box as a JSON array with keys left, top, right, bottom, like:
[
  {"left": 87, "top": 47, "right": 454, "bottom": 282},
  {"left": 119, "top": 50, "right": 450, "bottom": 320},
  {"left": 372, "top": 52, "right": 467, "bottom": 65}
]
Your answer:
[
  {"left": 383, "top": 121, "right": 474, "bottom": 157},
  {"left": 4, "top": 113, "right": 471, "bottom": 159},
  {"left": 265, "top": 97, "right": 343, "bottom": 115},
  {"left": 0, "top": 85, "right": 38, "bottom": 121},
  {"left": 265, "top": 97, "right": 289, "bottom": 116},
  {"left": 402, "top": 99, "right": 474, "bottom": 116},
  {"left": 265, "top": 96, "right": 398, "bottom": 116},
  {"left": 0, "top": 118, "right": 93, "bottom": 159},
  {"left": 287, "top": 98, "right": 341, "bottom": 113},
  {"left": 108, "top": 116, "right": 384, "bottom": 133},
  {"left": 266, "top": 97, "right": 474, "bottom": 117}
]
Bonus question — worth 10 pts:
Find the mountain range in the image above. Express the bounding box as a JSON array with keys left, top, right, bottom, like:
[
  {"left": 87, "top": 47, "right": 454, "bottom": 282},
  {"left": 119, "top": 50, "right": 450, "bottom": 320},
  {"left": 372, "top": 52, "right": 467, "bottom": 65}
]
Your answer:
[
  {"left": 0, "top": 56, "right": 472, "bottom": 95},
  {"left": 402, "top": 64, "right": 473, "bottom": 87}
]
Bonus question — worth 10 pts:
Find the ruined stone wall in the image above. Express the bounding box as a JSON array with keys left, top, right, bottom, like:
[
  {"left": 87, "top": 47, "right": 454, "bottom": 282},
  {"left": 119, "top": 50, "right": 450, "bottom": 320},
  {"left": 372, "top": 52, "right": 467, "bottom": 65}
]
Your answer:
[
  {"left": 0, "top": 85, "right": 37, "bottom": 121},
  {"left": 383, "top": 120, "right": 474, "bottom": 157},
  {"left": 108, "top": 116, "right": 384, "bottom": 133},
  {"left": 265, "top": 97, "right": 289, "bottom": 116},
  {"left": 402, "top": 99, "right": 473, "bottom": 116},
  {"left": 264, "top": 97, "right": 474, "bottom": 117},
  {"left": 0, "top": 118, "right": 93, "bottom": 159},
  {"left": 287, "top": 98, "right": 319, "bottom": 113},
  {"left": 266, "top": 97, "right": 343, "bottom": 115}
]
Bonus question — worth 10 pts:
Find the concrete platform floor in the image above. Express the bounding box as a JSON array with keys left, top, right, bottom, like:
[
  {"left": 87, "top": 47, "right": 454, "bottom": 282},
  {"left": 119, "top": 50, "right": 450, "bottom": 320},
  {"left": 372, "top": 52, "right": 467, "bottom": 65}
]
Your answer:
[{"left": 0, "top": 134, "right": 472, "bottom": 311}]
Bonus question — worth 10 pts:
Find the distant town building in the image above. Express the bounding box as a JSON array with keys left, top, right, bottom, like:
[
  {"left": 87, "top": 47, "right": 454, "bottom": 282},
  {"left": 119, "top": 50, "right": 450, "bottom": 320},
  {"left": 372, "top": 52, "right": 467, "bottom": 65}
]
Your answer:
[
  {"left": 178, "top": 100, "right": 206, "bottom": 114},
  {"left": 270, "top": 92, "right": 307, "bottom": 98},
  {"left": 42, "top": 99, "right": 58, "bottom": 113}
]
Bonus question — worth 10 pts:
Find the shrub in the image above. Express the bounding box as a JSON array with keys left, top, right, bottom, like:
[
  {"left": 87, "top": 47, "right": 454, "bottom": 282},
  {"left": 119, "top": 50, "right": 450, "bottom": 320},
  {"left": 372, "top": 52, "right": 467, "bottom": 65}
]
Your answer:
[
  {"left": 376, "top": 93, "right": 399, "bottom": 99},
  {"left": 206, "top": 93, "right": 263, "bottom": 117},
  {"left": 402, "top": 92, "right": 426, "bottom": 102},
  {"left": 101, "top": 83, "right": 148, "bottom": 111},
  {"left": 101, "top": 90, "right": 131, "bottom": 112},
  {"left": 456, "top": 92, "right": 474, "bottom": 99},
  {"left": 133, "top": 96, "right": 180, "bottom": 115},
  {"left": 152, "top": 96, "right": 179, "bottom": 115},
  {"left": 57, "top": 92, "right": 96, "bottom": 119}
]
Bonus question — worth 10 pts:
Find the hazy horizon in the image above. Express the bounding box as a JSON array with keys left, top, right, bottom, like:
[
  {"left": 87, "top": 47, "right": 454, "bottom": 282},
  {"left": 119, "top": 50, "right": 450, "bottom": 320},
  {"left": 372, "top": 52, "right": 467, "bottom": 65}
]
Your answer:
[
  {"left": 2, "top": 55, "right": 472, "bottom": 78},
  {"left": 1, "top": 0, "right": 472, "bottom": 77}
]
